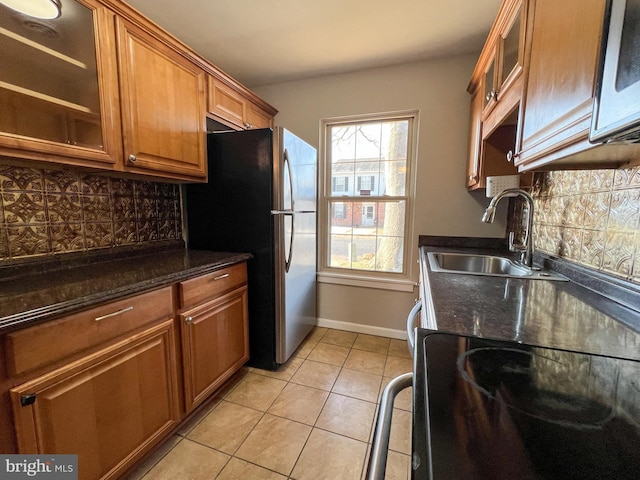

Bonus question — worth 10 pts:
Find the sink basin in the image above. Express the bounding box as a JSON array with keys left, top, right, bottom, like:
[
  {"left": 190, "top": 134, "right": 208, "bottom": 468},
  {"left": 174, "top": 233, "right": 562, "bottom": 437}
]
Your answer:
[
  {"left": 427, "top": 252, "right": 568, "bottom": 281},
  {"left": 429, "top": 252, "right": 529, "bottom": 275}
]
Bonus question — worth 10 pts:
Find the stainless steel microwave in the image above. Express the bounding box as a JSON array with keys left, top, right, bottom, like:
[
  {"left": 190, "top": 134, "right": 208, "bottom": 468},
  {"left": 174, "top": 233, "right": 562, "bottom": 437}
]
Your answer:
[{"left": 590, "top": 0, "right": 640, "bottom": 144}]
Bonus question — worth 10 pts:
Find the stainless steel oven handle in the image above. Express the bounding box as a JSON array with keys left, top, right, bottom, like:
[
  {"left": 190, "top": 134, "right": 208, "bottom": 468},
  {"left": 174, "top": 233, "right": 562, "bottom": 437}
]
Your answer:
[
  {"left": 406, "top": 301, "right": 422, "bottom": 357},
  {"left": 365, "top": 372, "right": 413, "bottom": 480}
]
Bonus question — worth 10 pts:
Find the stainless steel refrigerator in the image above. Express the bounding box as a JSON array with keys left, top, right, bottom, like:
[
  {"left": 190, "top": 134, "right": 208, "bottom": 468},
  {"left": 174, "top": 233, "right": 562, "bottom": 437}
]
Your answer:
[{"left": 185, "top": 127, "right": 317, "bottom": 371}]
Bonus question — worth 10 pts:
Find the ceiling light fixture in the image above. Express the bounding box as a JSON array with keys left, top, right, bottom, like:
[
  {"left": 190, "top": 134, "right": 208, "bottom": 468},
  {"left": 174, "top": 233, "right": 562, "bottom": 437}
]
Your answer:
[{"left": 0, "top": 0, "right": 61, "bottom": 19}]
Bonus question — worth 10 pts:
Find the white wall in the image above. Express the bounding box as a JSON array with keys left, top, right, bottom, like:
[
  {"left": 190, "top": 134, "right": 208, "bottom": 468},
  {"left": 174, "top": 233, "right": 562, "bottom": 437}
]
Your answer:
[{"left": 254, "top": 55, "right": 507, "bottom": 336}]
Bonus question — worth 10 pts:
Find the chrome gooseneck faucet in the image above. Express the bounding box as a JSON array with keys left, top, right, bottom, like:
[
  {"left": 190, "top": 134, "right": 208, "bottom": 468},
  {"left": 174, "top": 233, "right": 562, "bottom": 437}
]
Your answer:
[{"left": 482, "top": 188, "right": 534, "bottom": 268}]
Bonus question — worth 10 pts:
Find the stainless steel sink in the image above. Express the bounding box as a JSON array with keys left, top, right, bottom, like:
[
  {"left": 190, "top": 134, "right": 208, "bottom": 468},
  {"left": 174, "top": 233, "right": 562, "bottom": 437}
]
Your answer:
[{"left": 427, "top": 252, "right": 568, "bottom": 281}]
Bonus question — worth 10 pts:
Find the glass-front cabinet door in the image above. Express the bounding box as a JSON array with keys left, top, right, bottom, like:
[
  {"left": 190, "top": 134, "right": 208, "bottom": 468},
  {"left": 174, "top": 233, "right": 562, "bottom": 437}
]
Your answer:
[
  {"left": 499, "top": 0, "right": 524, "bottom": 91},
  {"left": 501, "top": 5, "right": 522, "bottom": 85},
  {"left": 0, "top": 0, "right": 120, "bottom": 168},
  {"left": 482, "top": 53, "right": 497, "bottom": 111}
]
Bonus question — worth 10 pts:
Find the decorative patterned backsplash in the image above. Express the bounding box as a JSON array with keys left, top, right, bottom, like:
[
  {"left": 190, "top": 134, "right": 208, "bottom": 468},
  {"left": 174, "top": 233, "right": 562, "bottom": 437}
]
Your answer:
[
  {"left": 526, "top": 167, "right": 640, "bottom": 284},
  {"left": 0, "top": 165, "right": 183, "bottom": 261}
]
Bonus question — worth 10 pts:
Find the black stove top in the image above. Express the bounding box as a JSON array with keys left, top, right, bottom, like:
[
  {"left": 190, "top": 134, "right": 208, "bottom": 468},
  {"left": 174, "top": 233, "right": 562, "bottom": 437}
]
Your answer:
[{"left": 413, "top": 330, "right": 640, "bottom": 480}]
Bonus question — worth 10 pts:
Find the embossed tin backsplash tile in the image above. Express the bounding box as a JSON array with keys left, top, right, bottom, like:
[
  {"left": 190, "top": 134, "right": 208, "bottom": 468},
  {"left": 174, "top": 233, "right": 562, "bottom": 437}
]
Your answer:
[
  {"left": 0, "top": 165, "right": 183, "bottom": 261},
  {"left": 527, "top": 166, "right": 640, "bottom": 284}
]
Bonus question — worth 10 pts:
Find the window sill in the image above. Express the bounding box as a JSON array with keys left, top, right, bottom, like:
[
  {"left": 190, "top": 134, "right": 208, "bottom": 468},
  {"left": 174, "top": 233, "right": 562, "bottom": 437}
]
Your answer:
[{"left": 317, "top": 272, "right": 416, "bottom": 292}]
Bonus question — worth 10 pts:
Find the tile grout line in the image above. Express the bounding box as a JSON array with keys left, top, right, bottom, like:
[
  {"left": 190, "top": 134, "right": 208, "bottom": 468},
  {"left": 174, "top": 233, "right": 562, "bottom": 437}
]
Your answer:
[{"left": 138, "top": 328, "right": 411, "bottom": 480}]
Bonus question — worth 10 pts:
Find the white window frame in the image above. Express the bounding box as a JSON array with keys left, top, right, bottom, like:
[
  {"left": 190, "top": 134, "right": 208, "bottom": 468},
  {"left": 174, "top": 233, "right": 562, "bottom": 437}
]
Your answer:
[{"left": 318, "top": 110, "right": 419, "bottom": 292}]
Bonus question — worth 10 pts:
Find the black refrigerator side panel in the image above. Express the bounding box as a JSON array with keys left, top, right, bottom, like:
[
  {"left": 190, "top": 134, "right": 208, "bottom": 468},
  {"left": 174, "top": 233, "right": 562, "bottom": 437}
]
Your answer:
[{"left": 186, "top": 129, "right": 278, "bottom": 370}]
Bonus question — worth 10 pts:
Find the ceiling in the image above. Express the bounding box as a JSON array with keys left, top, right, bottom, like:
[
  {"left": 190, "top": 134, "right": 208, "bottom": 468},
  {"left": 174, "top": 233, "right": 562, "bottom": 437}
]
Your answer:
[{"left": 126, "top": 0, "right": 502, "bottom": 88}]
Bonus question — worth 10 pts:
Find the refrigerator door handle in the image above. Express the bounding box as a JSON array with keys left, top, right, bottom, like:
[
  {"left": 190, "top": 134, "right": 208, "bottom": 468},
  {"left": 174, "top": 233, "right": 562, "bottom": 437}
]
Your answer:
[
  {"left": 286, "top": 213, "right": 295, "bottom": 273},
  {"left": 271, "top": 210, "right": 314, "bottom": 214},
  {"left": 270, "top": 210, "right": 294, "bottom": 215},
  {"left": 269, "top": 210, "right": 295, "bottom": 273},
  {"left": 270, "top": 150, "right": 296, "bottom": 273},
  {"left": 283, "top": 148, "right": 295, "bottom": 273},
  {"left": 284, "top": 148, "right": 295, "bottom": 212}
]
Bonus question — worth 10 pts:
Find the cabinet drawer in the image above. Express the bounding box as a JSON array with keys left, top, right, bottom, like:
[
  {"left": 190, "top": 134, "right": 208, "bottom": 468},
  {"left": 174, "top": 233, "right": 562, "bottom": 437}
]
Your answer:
[
  {"left": 5, "top": 286, "right": 174, "bottom": 376},
  {"left": 179, "top": 262, "right": 247, "bottom": 308}
]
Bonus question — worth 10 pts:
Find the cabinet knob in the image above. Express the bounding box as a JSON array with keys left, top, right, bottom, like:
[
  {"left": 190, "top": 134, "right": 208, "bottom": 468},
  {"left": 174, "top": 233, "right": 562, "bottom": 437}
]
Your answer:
[
  {"left": 185, "top": 316, "right": 193, "bottom": 324},
  {"left": 469, "top": 174, "right": 478, "bottom": 182},
  {"left": 506, "top": 150, "right": 513, "bottom": 162},
  {"left": 128, "top": 154, "right": 137, "bottom": 163}
]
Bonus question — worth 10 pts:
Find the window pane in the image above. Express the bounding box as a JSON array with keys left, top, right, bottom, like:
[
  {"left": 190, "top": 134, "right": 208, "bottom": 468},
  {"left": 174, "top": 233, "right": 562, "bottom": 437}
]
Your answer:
[
  {"left": 331, "top": 202, "right": 347, "bottom": 220},
  {"left": 331, "top": 125, "right": 356, "bottom": 160},
  {"left": 328, "top": 200, "right": 406, "bottom": 273},
  {"left": 356, "top": 123, "right": 382, "bottom": 160},
  {"left": 382, "top": 121, "right": 409, "bottom": 160},
  {"left": 330, "top": 120, "right": 408, "bottom": 198},
  {"left": 355, "top": 162, "right": 379, "bottom": 196},
  {"left": 331, "top": 158, "right": 354, "bottom": 196},
  {"left": 380, "top": 160, "right": 406, "bottom": 196}
]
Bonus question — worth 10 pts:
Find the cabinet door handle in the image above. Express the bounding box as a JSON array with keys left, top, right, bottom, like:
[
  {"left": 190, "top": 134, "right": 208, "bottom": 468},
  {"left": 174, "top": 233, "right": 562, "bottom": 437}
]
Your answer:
[
  {"left": 128, "top": 154, "right": 137, "bottom": 163},
  {"left": 213, "top": 273, "right": 230, "bottom": 281},
  {"left": 20, "top": 394, "right": 37, "bottom": 407},
  {"left": 185, "top": 316, "right": 193, "bottom": 324},
  {"left": 94, "top": 306, "right": 134, "bottom": 322},
  {"left": 506, "top": 150, "right": 513, "bottom": 162}
]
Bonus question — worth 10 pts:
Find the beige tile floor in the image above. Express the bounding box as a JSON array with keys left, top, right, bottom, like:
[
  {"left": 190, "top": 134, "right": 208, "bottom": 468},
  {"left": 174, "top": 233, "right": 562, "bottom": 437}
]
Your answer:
[{"left": 126, "top": 327, "right": 413, "bottom": 480}]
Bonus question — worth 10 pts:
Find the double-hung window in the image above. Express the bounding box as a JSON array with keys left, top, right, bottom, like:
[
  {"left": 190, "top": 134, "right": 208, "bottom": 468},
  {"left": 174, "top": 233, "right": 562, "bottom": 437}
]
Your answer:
[{"left": 319, "top": 111, "right": 418, "bottom": 288}]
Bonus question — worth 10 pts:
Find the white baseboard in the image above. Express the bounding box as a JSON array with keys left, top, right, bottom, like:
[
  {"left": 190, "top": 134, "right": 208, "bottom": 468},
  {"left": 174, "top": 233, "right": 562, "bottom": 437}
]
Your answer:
[{"left": 316, "top": 317, "right": 407, "bottom": 340}]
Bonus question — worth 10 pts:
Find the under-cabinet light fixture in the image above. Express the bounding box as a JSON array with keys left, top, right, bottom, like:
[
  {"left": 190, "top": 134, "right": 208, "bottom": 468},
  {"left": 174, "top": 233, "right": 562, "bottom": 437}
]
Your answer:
[{"left": 0, "top": 0, "right": 61, "bottom": 19}]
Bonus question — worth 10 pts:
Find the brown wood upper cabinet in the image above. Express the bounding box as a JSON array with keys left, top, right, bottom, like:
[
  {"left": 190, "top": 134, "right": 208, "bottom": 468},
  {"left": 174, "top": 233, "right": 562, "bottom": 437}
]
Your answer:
[
  {"left": 208, "top": 76, "right": 274, "bottom": 130},
  {"left": 116, "top": 17, "right": 207, "bottom": 180},
  {"left": 467, "top": 0, "right": 526, "bottom": 189},
  {"left": 0, "top": 0, "right": 207, "bottom": 181},
  {"left": 0, "top": 0, "right": 277, "bottom": 181},
  {"left": 0, "top": 0, "right": 122, "bottom": 169},
  {"left": 470, "top": 0, "right": 640, "bottom": 175},
  {"left": 481, "top": 0, "right": 525, "bottom": 118},
  {"left": 516, "top": 0, "right": 606, "bottom": 170},
  {"left": 515, "top": 0, "right": 640, "bottom": 170}
]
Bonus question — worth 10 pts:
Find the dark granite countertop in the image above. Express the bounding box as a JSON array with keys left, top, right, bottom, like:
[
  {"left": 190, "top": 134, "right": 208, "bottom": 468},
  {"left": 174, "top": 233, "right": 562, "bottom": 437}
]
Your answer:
[
  {"left": 0, "top": 245, "right": 252, "bottom": 334},
  {"left": 418, "top": 236, "right": 640, "bottom": 361}
]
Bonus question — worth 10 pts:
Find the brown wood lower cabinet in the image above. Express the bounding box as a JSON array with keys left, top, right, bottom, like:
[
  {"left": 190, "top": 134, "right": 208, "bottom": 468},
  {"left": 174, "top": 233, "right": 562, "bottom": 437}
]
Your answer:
[
  {"left": 9, "top": 319, "right": 179, "bottom": 480},
  {"left": 2, "top": 261, "right": 250, "bottom": 479},
  {"left": 179, "top": 285, "right": 249, "bottom": 412}
]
